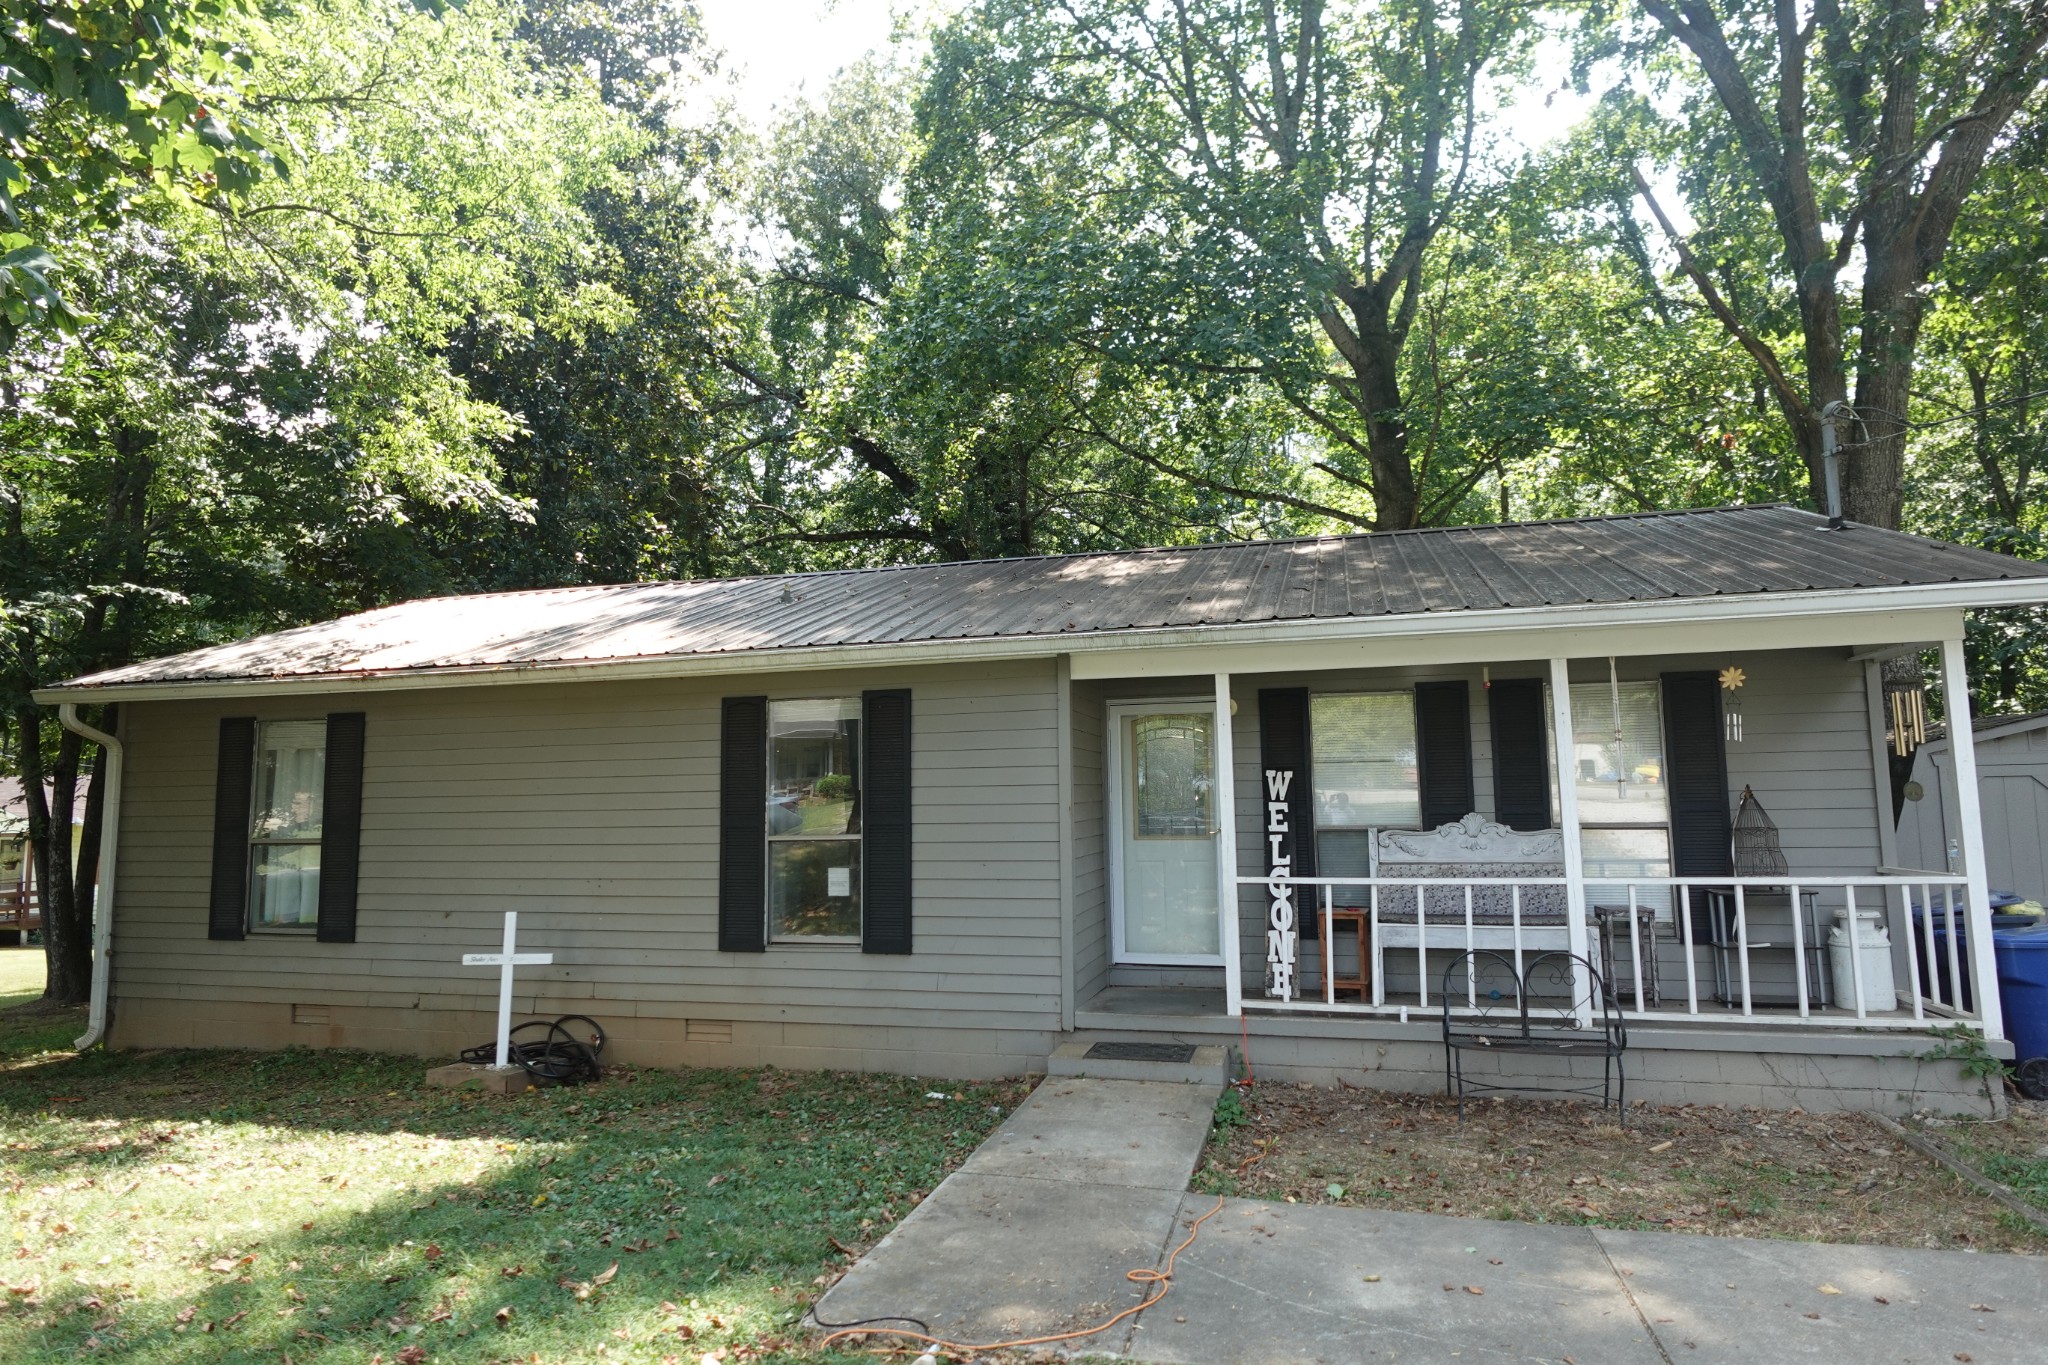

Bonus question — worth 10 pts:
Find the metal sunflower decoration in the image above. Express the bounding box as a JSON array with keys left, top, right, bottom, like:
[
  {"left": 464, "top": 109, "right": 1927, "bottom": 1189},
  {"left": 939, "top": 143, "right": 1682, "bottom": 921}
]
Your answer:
[{"left": 1719, "top": 665, "right": 1746, "bottom": 741}]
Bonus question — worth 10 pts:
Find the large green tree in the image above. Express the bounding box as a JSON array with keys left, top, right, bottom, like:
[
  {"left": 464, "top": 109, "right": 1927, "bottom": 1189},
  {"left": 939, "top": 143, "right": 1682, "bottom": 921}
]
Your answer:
[
  {"left": 1616, "top": 0, "right": 2048, "bottom": 527},
  {"left": 2, "top": 0, "right": 641, "bottom": 1003}
]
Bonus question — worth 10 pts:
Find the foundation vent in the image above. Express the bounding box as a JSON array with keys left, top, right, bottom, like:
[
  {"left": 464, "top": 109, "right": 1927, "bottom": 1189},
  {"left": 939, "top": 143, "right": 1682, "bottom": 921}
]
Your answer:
[
  {"left": 291, "top": 1004, "right": 331, "bottom": 1026},
  {"left": 685, "top": 1019, "right": 733, "bottom": 1044}
]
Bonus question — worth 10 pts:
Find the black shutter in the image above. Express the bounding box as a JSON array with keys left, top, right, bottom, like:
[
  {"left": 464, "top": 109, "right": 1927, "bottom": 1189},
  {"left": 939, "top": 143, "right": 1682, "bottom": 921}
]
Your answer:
[
  {"left": 862, "top": 688, "right": 913, "bottom": 955},
  {"left": 1663, "top": 671, "right": 1733, "bottom": 936},
  {"left": 207, "top": 717, "right": 256, "bottom": 940},
  {"left": 718, "top": 696, "right": 769, "bottom": 953},
  {"left": 1414, "top": 681, "right": 1475, "bottom": 829},
  {"left": 1488, "top": 678, "right": 1551, "bottom": 830},
  {"left": 1257, "top": 688, "right": 1317, "bottom": 937},
  {"left": 316, "top": 712, "right": 366, "bottom": 944}
]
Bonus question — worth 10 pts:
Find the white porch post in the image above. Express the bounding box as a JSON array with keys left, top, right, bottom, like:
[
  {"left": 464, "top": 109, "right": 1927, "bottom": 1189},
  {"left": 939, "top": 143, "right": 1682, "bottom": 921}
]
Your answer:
[
  {"left": 1215, "top": 671, "right": 1243, "bottom": 1017},
  {"left": 1939, "top": 637, "right": 2004, "bottom": 1040},
  {"left": 1548, "top": 658, "right": 1594, "bottom": 1024}
]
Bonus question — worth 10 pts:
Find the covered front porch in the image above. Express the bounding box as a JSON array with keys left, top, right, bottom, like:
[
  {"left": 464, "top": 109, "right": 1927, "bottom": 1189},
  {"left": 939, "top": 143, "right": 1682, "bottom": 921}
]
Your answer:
[{"left": 1063, "top": 605, "right": 2008, "bottom": 1106}]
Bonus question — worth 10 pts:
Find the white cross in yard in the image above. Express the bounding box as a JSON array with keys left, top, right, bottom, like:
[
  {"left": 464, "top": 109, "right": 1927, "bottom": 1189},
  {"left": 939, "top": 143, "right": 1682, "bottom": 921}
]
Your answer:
[{"left": 460, "top": 910, "right": 555, "bottom": 1070}]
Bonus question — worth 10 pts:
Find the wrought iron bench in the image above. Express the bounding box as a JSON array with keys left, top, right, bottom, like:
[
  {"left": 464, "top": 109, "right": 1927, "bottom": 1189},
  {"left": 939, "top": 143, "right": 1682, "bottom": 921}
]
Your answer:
[{"left": 1440, "top": 950, "right": 1627, "bottom": 1122}]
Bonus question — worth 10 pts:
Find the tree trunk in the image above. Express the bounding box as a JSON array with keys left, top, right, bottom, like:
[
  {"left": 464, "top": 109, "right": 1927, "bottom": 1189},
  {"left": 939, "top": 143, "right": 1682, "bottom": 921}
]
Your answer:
[
  {"left": 38, "top": 720, "right": 92, "bottom": 1005},
  {"left": 1322, "top": 289, "right": 1420, "bottom": 531}
]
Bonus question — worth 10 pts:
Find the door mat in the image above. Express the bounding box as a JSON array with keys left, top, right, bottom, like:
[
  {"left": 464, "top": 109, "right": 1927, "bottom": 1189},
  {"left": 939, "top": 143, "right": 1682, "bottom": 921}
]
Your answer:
[{"left": 1084, "top": 1041, "right": 1197, "bottom": 1064}]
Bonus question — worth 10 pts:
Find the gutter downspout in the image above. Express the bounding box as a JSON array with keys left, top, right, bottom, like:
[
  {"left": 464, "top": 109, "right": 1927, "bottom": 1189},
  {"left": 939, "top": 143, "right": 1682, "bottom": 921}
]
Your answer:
[{"left": 57, "top": 704, "right": 121, "bottom": 1050}]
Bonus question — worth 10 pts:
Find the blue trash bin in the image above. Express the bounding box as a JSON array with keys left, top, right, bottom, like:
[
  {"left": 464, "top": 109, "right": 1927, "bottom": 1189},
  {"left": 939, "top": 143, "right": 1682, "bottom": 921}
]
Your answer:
[
  {"left": 1909, "top": 893, "right": 2032, "bottom": 1012},
  {"left": 1992, "top": 922, "right": 2048, "bottom": 1100}
]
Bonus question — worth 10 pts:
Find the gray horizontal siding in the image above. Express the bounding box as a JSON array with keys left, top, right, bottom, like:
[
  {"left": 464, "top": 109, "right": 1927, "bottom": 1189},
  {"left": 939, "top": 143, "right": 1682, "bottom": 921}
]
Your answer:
[{"left": 109, "top": 659, "right": 1064, "bottom": 1046}]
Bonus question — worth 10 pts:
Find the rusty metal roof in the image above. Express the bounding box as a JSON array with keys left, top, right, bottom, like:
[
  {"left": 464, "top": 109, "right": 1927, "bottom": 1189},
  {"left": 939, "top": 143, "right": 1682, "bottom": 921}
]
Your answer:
[{"left": 50, "top": 505, "right": 2048, "bottom": 692}]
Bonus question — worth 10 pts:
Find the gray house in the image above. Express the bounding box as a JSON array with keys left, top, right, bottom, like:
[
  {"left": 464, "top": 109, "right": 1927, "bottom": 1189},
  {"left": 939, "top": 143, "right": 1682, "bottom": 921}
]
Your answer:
[
  {"left": 1897, "top": 710, "right": 2048, "bottom": 903},
  {"left": 39, "top": 506, "right": 2048, "bottom": 1114}
]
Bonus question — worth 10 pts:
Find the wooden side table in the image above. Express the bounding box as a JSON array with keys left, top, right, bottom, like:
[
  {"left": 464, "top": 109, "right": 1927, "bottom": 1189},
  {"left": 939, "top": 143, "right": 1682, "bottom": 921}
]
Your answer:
[{"left": 1318, "top": 907, "right": 1372, "bottom": 1001}]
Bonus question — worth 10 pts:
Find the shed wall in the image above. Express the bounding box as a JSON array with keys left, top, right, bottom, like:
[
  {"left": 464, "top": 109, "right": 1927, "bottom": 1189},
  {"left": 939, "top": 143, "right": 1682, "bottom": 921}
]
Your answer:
[
  {"left": 1898, "top": 726, "right": 2048, "bottom": 901},
  {"left": 106, "top": 659, "right": 1064, "bottom": 1077}
]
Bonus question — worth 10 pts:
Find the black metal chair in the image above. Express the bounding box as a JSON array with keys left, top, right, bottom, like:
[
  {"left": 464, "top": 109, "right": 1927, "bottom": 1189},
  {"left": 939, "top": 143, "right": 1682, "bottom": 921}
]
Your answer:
[{"left": 1441, "top": 950, "right": 1628, "bottom": 1123}]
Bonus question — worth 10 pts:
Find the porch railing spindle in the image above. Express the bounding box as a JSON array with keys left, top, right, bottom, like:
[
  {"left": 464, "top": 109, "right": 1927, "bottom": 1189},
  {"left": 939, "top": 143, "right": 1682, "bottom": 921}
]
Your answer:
[
  {"left": 1370, "top": 883, "right": 1383, "bottom": 1007},
  {"left": 1415, "top": 884, "right": 1428, "bottom": 1010},
  {"left": 1680, "top": 884, "right": 1699, "bottom": 1015},
  {"left": 1920, "top": 882, "right": 1942, "bottom": 1011},
  {"left": 1900, "top": 882, "right": 1925, "bottom": 1020},
  {"left": 1789, "top": 883, "right": 1810, "bottom": 1019},
  {"left": 1511, "top": 885, "right": 1525, "bottom": 982},
  {"left": 1465, "top": 885, "right": 1477, "bottom": 1009},
  {"left": 1735, "top": 883, "right": 1753, "bottom": 1017},
  {"left": 1940, "top": 885, "right": 1965, "bottom": 1021},
  {"left": 1844, "top": 883, "right": 1867, "bottom": 1019},
  {"left": 1628, "top": 885, "right": 1646, "bottom": 1015},
  {"left": 1323, "top": 885, "right": 1335, "bottom": 1007}
]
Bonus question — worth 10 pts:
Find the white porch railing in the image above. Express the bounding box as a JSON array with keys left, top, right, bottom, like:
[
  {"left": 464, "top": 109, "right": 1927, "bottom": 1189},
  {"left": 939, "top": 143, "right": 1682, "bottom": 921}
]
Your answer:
[{"left": 1235, "top": 873, "right": 1989, "bottom": 1033}]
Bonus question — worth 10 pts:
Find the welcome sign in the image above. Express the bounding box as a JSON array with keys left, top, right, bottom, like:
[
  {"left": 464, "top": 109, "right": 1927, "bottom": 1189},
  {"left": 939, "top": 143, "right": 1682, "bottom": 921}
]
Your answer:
[{"left": 1264, "top": 767, "right": 1298, "bottom": 998}]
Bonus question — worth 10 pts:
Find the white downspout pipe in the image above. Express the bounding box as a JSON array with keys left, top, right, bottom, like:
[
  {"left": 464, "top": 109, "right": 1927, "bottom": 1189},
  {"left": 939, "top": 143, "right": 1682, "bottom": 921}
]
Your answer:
[{"left": 57, "top": 704, "right": 122, "bottom": 1050}]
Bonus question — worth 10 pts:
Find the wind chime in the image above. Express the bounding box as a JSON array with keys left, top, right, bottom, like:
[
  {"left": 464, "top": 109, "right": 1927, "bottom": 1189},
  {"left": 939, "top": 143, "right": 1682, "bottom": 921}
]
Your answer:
[{"left": 1889, "top": 686, "right": 1929, "bottom": 757}]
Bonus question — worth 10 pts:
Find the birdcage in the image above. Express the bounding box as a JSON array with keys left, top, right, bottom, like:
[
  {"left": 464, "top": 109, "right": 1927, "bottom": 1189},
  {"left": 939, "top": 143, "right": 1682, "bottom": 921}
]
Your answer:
[{"left": 1731, "top": 784, "right": 1788, "bottom": 879}]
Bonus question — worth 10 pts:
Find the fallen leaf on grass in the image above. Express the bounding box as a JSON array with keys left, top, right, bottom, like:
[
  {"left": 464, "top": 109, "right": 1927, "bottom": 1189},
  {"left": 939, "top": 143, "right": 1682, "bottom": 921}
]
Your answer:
[
  {"left": 175, "top": 1306, "right": 196, "bottom": 1324},
  {"left": 422, "top": 1245, "right": 442, "bottom": 1262},
  {"left": 499, "top": 1265, "right": 524, "bottom": 1279},
  {"left": 592, "top": 1262, "right": 618, "bottom": 1287},
  {"left": 1648, "top": 1140, "right": 1674, "bottom": 1153},
  {"left": 494, "top": 1306, "right": 513, "bottom": 1327}
]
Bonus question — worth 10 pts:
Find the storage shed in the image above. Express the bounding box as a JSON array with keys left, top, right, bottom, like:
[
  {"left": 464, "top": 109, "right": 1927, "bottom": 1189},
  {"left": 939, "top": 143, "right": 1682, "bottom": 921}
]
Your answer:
[{"left": 1897, "top": 710, "right": 2048, "bottom": 901}]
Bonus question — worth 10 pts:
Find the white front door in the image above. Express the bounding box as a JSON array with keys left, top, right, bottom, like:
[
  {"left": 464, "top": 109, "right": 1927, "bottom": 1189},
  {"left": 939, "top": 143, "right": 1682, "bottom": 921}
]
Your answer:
[{"left": 1109, "top": 701, "right": 1224, "bottom": 965}]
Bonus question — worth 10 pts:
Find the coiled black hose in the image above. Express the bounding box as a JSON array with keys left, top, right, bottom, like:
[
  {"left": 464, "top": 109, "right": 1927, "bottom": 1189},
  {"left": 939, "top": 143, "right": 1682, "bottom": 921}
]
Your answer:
[{"left": 459, "top": 1015, "right": 606, "bottom": 1085}]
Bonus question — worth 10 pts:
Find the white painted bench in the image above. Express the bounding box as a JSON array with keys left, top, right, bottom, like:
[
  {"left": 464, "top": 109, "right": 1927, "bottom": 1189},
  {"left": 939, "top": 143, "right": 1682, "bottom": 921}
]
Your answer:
[{"left": 1368, "top": 814, "right": 1575, "bottom": 962}]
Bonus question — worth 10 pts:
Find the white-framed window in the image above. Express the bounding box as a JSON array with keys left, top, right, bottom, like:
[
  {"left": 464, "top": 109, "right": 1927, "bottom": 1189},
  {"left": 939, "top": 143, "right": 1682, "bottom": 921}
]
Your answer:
[
  {"left": 767, "top": 698, "right": 862, "bottom": 942},
  {"left": 249, "top": 720, "right": 325, "bottom": 930},
  {"left": 1565, "top": 681, "right": 1674, "bottom": 916}
]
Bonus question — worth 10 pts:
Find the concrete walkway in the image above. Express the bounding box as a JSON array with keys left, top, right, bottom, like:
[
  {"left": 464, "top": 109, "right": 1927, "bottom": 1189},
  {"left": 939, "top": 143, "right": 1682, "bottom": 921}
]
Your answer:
[{"left": 816, "top": 1079, "right": 2046, "bottom": 1362}]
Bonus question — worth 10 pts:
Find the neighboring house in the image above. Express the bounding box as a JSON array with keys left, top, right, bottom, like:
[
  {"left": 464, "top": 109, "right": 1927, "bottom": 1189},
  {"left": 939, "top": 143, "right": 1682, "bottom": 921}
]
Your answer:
[
  {"left": 1896, "top": 711, "right": 2048, "bottom": 902},
  {"left": 0, "top": 777, "right": 87, "bottom": 944},
  {"left": 37, "top": 505, "right": 2048, "bottom": 1114}
]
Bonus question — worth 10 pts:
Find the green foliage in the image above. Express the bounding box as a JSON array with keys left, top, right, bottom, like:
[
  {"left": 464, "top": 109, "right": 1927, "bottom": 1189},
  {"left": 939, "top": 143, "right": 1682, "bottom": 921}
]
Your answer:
[
  {"left": 1918, "top": 1023, "right": 2011, "bottom": 1084},
  {"left": 0, "top": 0, "right": 298, "bottom": 346}
]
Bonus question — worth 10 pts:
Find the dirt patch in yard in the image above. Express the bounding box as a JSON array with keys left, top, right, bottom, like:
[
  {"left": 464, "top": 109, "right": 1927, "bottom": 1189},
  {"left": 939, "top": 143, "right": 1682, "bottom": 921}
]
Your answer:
[{"left": 1193, "top": 1083, "right": 2048, "bottom": 1255}]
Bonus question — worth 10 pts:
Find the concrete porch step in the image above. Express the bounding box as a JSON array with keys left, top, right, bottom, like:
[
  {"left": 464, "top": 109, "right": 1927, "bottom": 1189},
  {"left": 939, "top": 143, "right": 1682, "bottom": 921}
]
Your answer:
[{"left": 1046, "top": 1039, "right": 1230, "bottom": 1086}]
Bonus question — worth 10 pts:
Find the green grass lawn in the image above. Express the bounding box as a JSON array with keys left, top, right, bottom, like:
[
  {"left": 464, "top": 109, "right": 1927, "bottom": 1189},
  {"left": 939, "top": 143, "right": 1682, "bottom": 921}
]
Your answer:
[
  {"left": 0, "top": 981, "right": 1026, "bottom": 1364},
  {"left": 0, "top": 946, "right": 45, "bottom": 1005}
]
